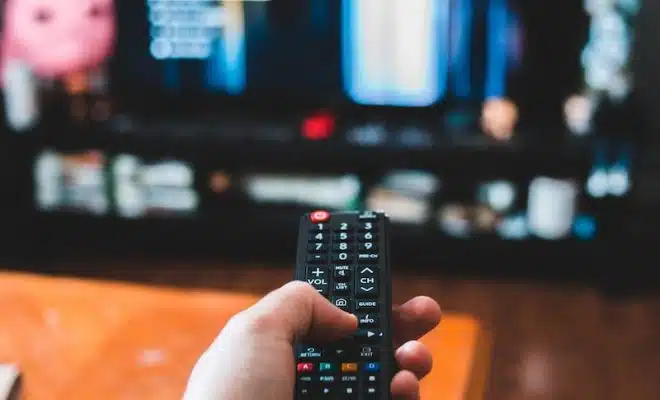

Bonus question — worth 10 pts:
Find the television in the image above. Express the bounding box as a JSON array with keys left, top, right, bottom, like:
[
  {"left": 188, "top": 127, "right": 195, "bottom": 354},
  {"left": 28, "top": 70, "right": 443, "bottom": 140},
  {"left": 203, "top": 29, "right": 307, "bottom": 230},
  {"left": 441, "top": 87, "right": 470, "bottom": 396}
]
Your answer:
[{"left": 0, "top": 0, "right": 647, "bottom": 264}]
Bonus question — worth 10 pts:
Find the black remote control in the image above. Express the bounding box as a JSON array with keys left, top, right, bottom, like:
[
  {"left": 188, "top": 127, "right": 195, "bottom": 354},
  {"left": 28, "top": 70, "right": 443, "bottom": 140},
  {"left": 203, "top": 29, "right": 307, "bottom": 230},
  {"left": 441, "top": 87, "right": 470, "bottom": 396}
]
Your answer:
[{"left": 294, "top": 210, "right": 394, "bottom": 399}]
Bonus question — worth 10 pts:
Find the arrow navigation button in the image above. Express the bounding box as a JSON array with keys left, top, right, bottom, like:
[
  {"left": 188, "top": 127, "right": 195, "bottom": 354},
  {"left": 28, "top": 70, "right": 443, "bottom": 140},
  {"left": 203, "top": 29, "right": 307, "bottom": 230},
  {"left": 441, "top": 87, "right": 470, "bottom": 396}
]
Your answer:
[{"left": 355, "top": 329, "right": 381, "bottom": 343}]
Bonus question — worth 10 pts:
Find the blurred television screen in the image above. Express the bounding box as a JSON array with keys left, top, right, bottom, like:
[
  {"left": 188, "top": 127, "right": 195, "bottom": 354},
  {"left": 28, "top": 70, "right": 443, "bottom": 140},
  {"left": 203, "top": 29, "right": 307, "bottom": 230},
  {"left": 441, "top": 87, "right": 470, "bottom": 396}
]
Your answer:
[
  {"left": 0, "top": 0, "right": 640, "bottom": 143},
  {"left": 366, "top": 170, "right": 439, "bottom": 225},
  {"left": 112, "top": 154, "right": 198, "bottom": 218},
  {"left": 34, "top": 149, "right": 109, "bottom": 215},
  {"left": 7, "top": 0, "right": 648, "bottom": 253}
]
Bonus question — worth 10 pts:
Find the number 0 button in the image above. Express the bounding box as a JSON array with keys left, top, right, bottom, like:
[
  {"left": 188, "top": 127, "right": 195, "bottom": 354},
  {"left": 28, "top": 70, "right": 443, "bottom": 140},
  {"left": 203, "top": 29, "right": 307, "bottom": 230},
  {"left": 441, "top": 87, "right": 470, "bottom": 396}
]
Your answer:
[{"left": 332, "top": 252, "right": 352, "bottom": 263}]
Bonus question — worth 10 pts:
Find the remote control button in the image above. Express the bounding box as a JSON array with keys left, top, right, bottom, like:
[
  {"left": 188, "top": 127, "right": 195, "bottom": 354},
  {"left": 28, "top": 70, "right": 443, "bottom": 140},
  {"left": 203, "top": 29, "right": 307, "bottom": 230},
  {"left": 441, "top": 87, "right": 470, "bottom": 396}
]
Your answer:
[
  {"left": 306, "top": 266, "right": 328, "bottom": 279},
  {"left": 333, "top": 340, "right": 356, "bottom": 359},
  {"left": 358, "top": 242, "right": 378, "bottom": 252},
  {"left": 307, "top": 242, "right": 328, "bottom": 253},
  {"left": 356, "top": 267, "right": 379, "bottom": 297},
  {"left": 309, "top": 232, "right": 327, "bottom": 242},
  {"left": 332, "top": 252, "right": 353, "bottom": 263},
  {"left": 340, "top": 384, "right": 359, "bottom": 399},
  {"left": 341, "top": 363, "right": 359, "bottom": 373},
  {"left": 297, "top": 363, "right": 314, "bottom": 373},
  {"left": 358, "top": 222, "right": 376, "bottom": 231},
  {"left": 319, "top": 363, "right": 335, "bottom": 372},
  {"left": 334, "top": 282, "right": 351, "bottom": 294},
  {"left": 355, "top": 300, "right": 379, "bottom": 312},
  {"left": 306, "top": 267, "right": 329, "bottom": 295},
  {"left": 333, "top": 347, "right": 348, "bottom": 359},
  {"left": 360, "top": 345, "right": 379, "bottom": 360},
  {"left": 310, "top": 210, "right": 330, "bottom": 223},
  {"left": 363, "top": 385, "right": 379, "bottom": 398},
  {"left": 319, "top": 375, "right": 335, "bottom": 384},
  {"left": 307, "top": 254, "right": 328, "bottom": 264},
  {"left": 355, "top": 329, "right": 381, "bottom": 342},
  {"left": 363, "top": 374, "right": 380, "bottom": 398},
  {"left": 358, "top": 232, "right": 378, "bottom": 242},
  {"left": 333, "top": 265, "right": 351, "bottom": 281},
  {"left": 309, "top": 222, "right": 329, "bottom": 233},
  {"left": 317, "top": 382, "right": 335, "bottom": 396},
  {"left": 297, "top": 386, "right": 312, "bottom": 398},
  {"left": 357, "top": 313, "right": 379, "bottom": 328},
  {"left": 341, "top": 375, "right": 358, "bottom": 383},
  {"left": 331, "top": 243, "right": 353, "bottom": 252},
  {"left": 333, "top": 221, "right": 353, "bottom": 232},
  {"left": 297, "top": 345, "right": 324, "bottom": 360},
  {"left": 333, "top": 232, "right": 354, "bottom": 241},
  {"left": 356, "top": 285, "right": 378, "bottom": 296},
  {"left": 332, "top": 297, "right": 351, "bottom": 312},
  {"left": 363, "top": 362, "right": 380, "bottom": 372},
  {"left": 358, "top": 211, "right": 378, "bottom": 220},
  {"left": 357, "top": 253, "right": 379, "bottom": 263}
]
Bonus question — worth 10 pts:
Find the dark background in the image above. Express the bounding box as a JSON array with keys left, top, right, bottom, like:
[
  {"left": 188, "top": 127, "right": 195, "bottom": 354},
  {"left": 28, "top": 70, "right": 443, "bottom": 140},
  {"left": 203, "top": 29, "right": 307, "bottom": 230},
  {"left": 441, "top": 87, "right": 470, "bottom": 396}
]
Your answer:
[{"left": 0, "top": 0, "right": 655, "bottom": 295}]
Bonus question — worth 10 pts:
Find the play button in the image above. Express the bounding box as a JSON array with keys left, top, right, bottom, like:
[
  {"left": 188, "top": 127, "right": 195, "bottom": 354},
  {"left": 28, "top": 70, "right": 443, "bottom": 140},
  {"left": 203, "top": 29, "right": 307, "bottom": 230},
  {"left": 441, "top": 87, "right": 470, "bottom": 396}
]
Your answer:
[{"left": 355, "top": 329, "right": 381, "bottom": 343}]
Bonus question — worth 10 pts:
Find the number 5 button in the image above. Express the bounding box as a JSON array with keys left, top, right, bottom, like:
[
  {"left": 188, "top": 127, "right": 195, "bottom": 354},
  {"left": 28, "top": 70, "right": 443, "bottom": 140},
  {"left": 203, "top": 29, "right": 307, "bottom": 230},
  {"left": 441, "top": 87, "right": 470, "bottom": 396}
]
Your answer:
[{"left": 356, "top": 266, "right": 379, "bottom": 297}]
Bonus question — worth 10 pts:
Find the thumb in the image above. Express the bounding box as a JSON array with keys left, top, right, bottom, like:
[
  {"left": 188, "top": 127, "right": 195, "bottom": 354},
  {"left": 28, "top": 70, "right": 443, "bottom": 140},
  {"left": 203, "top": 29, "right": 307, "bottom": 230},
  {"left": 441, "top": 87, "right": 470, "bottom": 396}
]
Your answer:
[{"left": 235, "top": 281, "right": 358, "bottom": 343}]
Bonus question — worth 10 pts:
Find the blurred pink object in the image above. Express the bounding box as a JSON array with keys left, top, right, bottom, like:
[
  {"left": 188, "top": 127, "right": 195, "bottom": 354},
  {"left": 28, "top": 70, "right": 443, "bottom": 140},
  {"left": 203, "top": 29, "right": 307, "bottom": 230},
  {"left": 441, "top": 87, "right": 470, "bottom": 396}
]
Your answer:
[{"left": 0, "top": 0, "right": 116, "bottom": 82}]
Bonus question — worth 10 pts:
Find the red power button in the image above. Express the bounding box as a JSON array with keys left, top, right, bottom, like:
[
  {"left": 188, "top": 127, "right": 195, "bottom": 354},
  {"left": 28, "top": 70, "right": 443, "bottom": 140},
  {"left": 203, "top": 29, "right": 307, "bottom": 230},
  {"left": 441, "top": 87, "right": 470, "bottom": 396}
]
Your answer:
[{"left": 310, "top": 210, "right": 330, "bottom": 223}]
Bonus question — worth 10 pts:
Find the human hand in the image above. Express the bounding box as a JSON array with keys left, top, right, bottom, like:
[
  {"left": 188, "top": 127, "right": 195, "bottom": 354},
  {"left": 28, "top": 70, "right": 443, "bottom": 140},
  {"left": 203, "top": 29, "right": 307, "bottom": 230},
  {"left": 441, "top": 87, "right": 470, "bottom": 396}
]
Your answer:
[{"left": 183, "top": 281, "right": 442, "bottom": 400}]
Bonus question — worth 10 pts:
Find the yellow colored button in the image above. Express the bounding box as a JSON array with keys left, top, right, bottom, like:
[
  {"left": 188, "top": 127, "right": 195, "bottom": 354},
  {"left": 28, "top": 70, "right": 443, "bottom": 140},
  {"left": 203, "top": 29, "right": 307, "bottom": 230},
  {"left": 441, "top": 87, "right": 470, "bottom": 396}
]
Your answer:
[{"left": 341, "top": 363, "right": 358, "bottom": 373}]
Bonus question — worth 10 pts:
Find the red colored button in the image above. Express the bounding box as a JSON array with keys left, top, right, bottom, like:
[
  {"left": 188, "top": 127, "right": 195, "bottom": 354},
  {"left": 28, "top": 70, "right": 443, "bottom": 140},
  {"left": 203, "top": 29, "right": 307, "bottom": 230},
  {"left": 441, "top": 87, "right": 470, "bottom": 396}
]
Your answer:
[
  {"left": 297, "top": 363, "right": 314, "bottom": 373},
  {"left": 310, "top": 210, "right": 330, "bottom": 223}
]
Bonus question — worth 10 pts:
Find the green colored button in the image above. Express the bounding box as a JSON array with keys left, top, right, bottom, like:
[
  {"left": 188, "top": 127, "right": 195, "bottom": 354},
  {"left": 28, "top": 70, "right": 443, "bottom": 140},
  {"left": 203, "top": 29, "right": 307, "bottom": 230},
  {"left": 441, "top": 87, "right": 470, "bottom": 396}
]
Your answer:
[{"left": 319, "top": 363, "right": 334, "bottom": 372}]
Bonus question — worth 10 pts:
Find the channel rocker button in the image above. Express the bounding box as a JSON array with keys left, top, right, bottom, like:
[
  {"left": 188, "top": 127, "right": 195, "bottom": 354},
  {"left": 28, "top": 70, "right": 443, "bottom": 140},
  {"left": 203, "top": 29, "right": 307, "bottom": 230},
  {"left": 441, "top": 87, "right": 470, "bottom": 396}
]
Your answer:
[
  {"left": 310, "top": 210, "right": 330, "bottom": 223},
  {"left": 356, "top": 266, "right": 379, "bottom": 296}
]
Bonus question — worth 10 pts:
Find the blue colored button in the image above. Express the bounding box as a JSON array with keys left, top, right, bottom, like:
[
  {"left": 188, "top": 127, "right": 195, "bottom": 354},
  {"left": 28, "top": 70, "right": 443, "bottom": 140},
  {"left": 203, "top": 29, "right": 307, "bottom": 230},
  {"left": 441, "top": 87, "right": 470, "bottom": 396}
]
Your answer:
[{"left": 363, "top": 362, "right": 380, "bottom": 372}]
